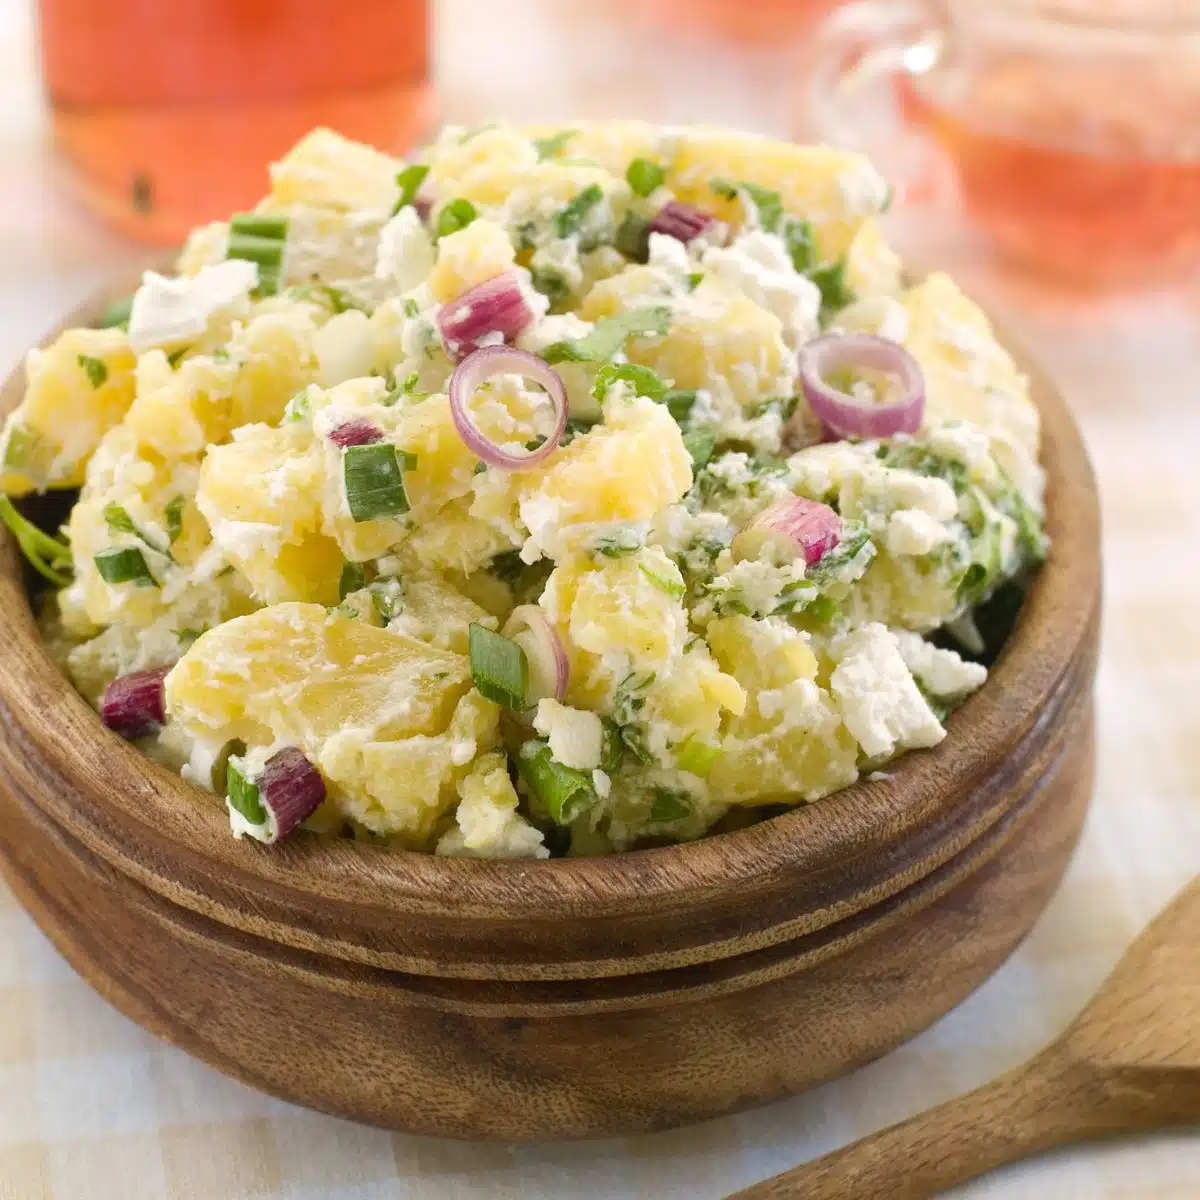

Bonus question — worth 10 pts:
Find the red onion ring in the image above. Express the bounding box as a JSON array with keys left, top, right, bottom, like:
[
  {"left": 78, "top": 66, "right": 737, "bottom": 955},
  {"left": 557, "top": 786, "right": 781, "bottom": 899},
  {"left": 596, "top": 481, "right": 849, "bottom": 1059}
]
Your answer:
[
  {"left": 449, "top": 346, "right": 568, "bottom": 471},
  {"left": 502, "top": 604, "right": 569, "bottom": 708},
  {"left": 796, "top": 333, "right": 925, "bottom": 441}
]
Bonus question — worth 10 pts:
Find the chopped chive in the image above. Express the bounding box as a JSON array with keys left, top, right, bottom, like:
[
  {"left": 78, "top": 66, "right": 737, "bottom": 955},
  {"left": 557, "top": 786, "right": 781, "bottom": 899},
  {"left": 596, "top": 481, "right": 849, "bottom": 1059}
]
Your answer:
[
  {"left": 676, "top": 735, "right": 722, "bottom": 779},
  {"left": 103, "top": 502, "right": 174, "bottom": 563},
  {"left": 342, "top": 443, "right": 412, "bottom": 522},
  {"left": 683, "top": 430, "right": 716, "bottom": 469},
  {"left": 614, "top": 211, "right": 651, "bottom": 261},
  {"left": 542, "top": 306, "right": 670, "bottom": 365},
  {"left": 230, "top": 212, "right": 289, "bottom": 240},
  {"left": 638, "top": 560, "right": 685, "bottom": 599},
  {"left": 663, "top": 388, "right": 698, "bottom": 424},
  {"left": 436, "top": 198, "right": 478, "bottom": 239},
  {"left": 0, "top": 495, "right": 72, "bottom": 586},
  {"left": 97, "top": 295, "right": 132, "bottom": 330},
  {"left": 533, "top": 129, "right": 578, "bottom": 160},
  {"left": 625, "top": 158, "right": 665, "bottom": 198},
  {"left": 3, "top": 424, "right": 41, "bottom": 470},
  {"left": 77, "top": 354, "right": 108, "bottom": 388},
  {"left": 226, "top": 755, "right": 267, "bottom": 826},
  {"left": 648, "top": 787, "right": 692, "bottom": 823},
  {"left": 94, "top": 546, "right": 156, "bottom": 587},
  {"left": 468, "top": 623, "right": 528, "bottom": 710},
  {"left": 554, "top": 184, "right": 604, "bottom": 239},
  {"left": 590, "top": 361, "right": 668, "bottom": 403},
  {"left": 517, "top": 738, "right": 597, "bottom": 825},
  {"left": 165, "top": 495, "right": 185, "bottom": 544},
  {"left": 392, "top": 164, "right": 430, "bottom": 215},
  {"left": 339, "top": 560, "right": 366, "bottom": 600}
]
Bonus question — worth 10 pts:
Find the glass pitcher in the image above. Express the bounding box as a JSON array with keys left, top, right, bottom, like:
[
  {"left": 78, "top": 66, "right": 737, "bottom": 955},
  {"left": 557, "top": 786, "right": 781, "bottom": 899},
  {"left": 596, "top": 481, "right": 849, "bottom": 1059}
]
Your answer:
[{"left": 804, "top": 0, "right": 1200, "bottom": 284}]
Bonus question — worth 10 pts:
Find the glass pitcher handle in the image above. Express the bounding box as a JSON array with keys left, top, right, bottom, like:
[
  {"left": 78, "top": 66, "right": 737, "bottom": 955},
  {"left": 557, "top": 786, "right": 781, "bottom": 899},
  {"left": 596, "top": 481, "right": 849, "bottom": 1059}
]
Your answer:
[{"left": 805, "top": 0, "right": 947, "bottom": 205}]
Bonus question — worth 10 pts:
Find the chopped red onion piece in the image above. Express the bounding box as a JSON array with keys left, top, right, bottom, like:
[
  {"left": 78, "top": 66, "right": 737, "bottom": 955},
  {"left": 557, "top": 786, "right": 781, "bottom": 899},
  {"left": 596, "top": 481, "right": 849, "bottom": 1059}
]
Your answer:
[
  {"left": 448, "top": 345, "right": 567, "bottom": 471},
  {"left": 649, "top": 200, "right": 727, "bottom": 247},
  {"left": 794, "top": 333, "right": 925, "bottom": 441},
  {"left": 257, "top": 747, "right": 326, "bottom": 842},
  {"left": 436, "top": 270, "right": 537, "bottom": 361},
  {"left": 413, "top": 197, "right": 432, "bottom": 222},
  {"left": 328, "top": 418, "right": 383, "bottom": 449},
  {"left": 502, "top": 604, "right": 569, "bottom": 711},
  {"left": 732, "top": 498, "right": 843, "bottom": 568},
  {"left": 100, "top": 667, "right": 169, "bottom": 739}
]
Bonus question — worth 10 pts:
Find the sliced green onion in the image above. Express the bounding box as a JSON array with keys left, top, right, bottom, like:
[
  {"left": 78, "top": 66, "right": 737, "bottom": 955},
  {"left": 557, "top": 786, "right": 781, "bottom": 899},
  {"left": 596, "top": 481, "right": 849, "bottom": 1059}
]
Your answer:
[
  {"left": 226, "top": 233, "right": 285, "bottom": 269},
  {"left": 165, "top": 495, "right": 185, "bottom": 544},
  {"left": 342, "top": 443, "right": 412, "bottom": 522},
  {"left": 468, "top": 622, "right": 528, "bottom": 710},
  {"left": 591, "top": 361, "right": 668, "bottom": 403},
  {"left": 97, "top": 295, "right": 132, "bottom": 330},
  {"left": 649, "top": 787, "right": 692, "bottom": 823},
  {"left": 339, "top": 560, "right": 366, "bottom": 600},
  {"left": 615, "top": 211, "right": 651, "bottom": 261},
  {"left": 230, "top": 212, "right": 289, "bottom": 240},
  {"left": 103, "top": 503, "right": 174, "bottom": 563},
  {"left": 226, "top": 755, "right": 268, "bottom": 826},
  {"left": 534, "top": 130, "right": 578, "bottom": 160},
  {"left": 626, "top": 158, "right": 664, "bottom": 198},
  {"left": 77, "top": 354, "right": 108, "bottom": 388},
  {"left": 663, "top": 388, "right": 698, "bottom": 424},
  {"left": 94, "top": 546, "right": 156, "bottom": 587},
  {"left": 638, "top": 560, "right": 685, "bottom": 599},
  {"left": 676, "top": 735, "right": 723, "bottom": 779},
  {"left": 0, "top": 495, "right": 72, "bottom": 586},
  {"left": 554, "top": 184, "right": 604, "bottom": 239},
  {"left": 683, "top": 430, "right": 716, "bottom": 470},
  {"left": 3, "top": 424, "right": 41, "bottom": 470},
  {"left": 542, "top": 307, "right": 670, "bottom": 365},
  {"left": 436, "top": 198, "right": 478, "bottom": 239},
  {"left": 392, "top": 163, "right": 430, "bottom": 215},
  {"left": 517, "top": 738, "right": 597, "bottom": 825}
]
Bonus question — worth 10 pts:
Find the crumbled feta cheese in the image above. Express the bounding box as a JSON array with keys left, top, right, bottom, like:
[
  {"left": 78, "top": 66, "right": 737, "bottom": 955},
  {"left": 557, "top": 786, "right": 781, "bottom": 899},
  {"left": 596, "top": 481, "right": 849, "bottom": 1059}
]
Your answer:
[
  {"left": 886, "top": 508, "right": 952, "bottom": 557},
  {"left": 534, "top": 699, "right": 605, "bottom": 771},
  {"left": 647, "top": 231, "right": 693, "bottom": 285},
  {"left": 128, "top": 260, "right": 257, "bottom": 352},
  {"left": 313, "top": 309, "right": 376, "bottom": 386},
  {"left": 836, "top": 161, "right": 892, "bottom": 218},
  {"left": 592, "top": 768, "right": 612, "bottom": 798},
  {"left": 375, "top": 206, "right": 436, "bottom": 291},
  {"left": 895, "top": 631, "right": 988, "bottom": 700},
  {"left": 830, "top": 623, "right": 945, "bottom": 758},
  {"left": 867, "top": 467, "right": 958, "bottom": 522},
  {"left": 702, "top": 231, "right": 821, "bottom": 347}
]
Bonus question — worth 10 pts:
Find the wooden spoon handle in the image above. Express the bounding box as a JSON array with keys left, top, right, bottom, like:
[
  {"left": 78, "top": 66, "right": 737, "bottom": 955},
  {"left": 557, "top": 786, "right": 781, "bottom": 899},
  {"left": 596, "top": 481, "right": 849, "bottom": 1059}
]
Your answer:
[{"left": 727, "top": 1054, "right": 1109, "bottom": 1200}]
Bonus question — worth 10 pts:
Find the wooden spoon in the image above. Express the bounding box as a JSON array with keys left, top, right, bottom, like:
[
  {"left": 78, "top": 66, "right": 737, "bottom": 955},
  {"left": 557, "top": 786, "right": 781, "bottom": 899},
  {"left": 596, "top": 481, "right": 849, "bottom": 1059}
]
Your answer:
[{"left": 730, "top": 876, "right": 1200, "bottom": 1200}]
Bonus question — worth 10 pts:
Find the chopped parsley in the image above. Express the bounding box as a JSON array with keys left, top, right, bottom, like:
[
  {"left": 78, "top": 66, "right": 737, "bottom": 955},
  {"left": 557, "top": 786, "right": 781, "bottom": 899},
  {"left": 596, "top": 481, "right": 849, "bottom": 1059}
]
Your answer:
[
  {"left": 77, "top": 355, "right": 108, "bottom": 388},
  {"left": 435, "top": 198, "right": 478, "bottom": 239},
  {"left": 391, "top": 164, "right": 429, "bottom": 215},
  {"left": 625, "top": 157, "right": 665, "bottom": 198},
  {"left": 590, "top": 361, "right": 668, "bottom": 402},
  {"left": 542, "top": 307, "right": 670, "bottom": 364}
]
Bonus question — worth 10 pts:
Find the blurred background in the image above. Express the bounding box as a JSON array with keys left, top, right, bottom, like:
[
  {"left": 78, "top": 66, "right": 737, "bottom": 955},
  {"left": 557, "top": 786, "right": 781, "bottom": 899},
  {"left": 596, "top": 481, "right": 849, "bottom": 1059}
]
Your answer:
[{"left": 0, "top": 2, "right": 1198, "bottom": 1197}]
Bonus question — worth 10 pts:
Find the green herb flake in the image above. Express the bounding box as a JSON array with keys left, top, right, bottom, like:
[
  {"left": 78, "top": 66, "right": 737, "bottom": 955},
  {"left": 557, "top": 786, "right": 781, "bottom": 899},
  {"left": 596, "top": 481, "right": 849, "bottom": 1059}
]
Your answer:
[
  {"left": 175, "top": 627, "right": 205, "bottom": 650},
  {"left": 648, "top": 787, "right": 692, "bottom": 824},
  {"left": 342, "top": 443, "right": 412, "bottom": 522},
  {"left": 590, "top": 361, "right": 668, "bottom": 403},
  {"left": 625, "top": 157, "right": 665, "bottom": 198},
  {"left": 554, "top": 184, "right": 604, "bottom": 239},
  {"left": 530, "top": 267, "right": 570, "bottom": 309},
  {"left": 77, "top": 354, "right": 108, "bottom": 389},
  {"left": 811, "top": 259, "right": 854, "bottom": 320},
  {"left": 3, "top": 424, "right": 40, "bottom": 471},
  {"left": 436, "top": 198, "right": 478, "bottom": 240},
  {"left": 638, "top": 560, "right": 685, "bottom": 599},
  {"left": 288, "top": 283, "right": 360, "bottom": 314},
  {"left": 226, "top": 756, "right": 267, "bottom": 826},
  {"left": 165, "top": 496, "right": 185, "bottom": 544},
  {"left": 283, "top": 391, "right": 311, "bottom": 423},
  {"left": 686, "top": 271, "right": 704, "bottom": 292},
  {"left": 94, "top": 546, "right": 156, "bottom": 588},
  {"left": 0, "top": 495, "right": 72, "bottom": 586},
  {"left": 614, "top": 211, "right": 651, "bottom": 261},
  {"left": 534, "top": 129, "right": 579, "bottom": 160},
  {"left": 543, "top": 307, "right": 670, "bottom": 365},
  {"left": 517, "top": 739, "right": 597, "bottom": 825},
  {"left": 403, "top": 297, "right": 420, "bottom": 319},
  {"left": 339, "top": 560, "right": 366, "bottom": 601},
  {"left": 392, "top": 163, "right": 430, "bottom": 215},
  {"left": 368, "top": 578, "right": 405, "bottom": 622},
  {"left": 682, "top": 430, "right": 716, "bottom": 470},
  {"left": 710, "top": 178, "right": 784, "bottom": 232},
  {"left": 592, "top": 528, "right": 643, "bottom": 558},
  {"left": 675, "top": 736, "right": 722, "bottom": 780},
  {"left": 468, "top": 623, "right": 529, "bottom": 711},
  {"left": 783, "top": 218, "right": 816, "bottom": 274},
  {"left": 663, "top": 388, "right": 698, "bottom": 424},
  {"left": 600, "top": 718, "right": 624, "bottom": 775}
]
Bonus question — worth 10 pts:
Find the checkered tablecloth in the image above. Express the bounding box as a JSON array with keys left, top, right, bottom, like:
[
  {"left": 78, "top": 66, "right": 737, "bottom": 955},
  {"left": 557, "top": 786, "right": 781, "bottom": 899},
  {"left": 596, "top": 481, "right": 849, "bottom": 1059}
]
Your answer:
[{"left": 2, "top": 0, "right": 1199, "bottom": 1193}]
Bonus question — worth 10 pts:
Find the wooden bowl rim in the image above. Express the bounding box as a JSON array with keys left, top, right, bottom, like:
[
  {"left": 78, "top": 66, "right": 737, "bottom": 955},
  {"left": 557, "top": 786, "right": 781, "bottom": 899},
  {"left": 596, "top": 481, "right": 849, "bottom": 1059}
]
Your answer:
[{"left": 0, "top": 278, "right": 1101, "bottom": 930}]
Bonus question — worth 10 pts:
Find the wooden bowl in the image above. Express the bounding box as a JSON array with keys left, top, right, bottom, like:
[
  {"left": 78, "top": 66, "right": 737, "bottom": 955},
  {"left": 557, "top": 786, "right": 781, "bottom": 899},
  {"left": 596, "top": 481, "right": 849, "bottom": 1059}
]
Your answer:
[{"left": 0, "top": 284, "right": 1100, "bottom": 1141}]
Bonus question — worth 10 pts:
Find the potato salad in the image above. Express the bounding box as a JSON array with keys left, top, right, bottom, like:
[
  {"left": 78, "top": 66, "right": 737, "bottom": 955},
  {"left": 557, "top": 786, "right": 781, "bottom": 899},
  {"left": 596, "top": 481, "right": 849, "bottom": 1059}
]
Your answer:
[{"left": 0, "top": 122, "right": 1047, "bottom": 857}]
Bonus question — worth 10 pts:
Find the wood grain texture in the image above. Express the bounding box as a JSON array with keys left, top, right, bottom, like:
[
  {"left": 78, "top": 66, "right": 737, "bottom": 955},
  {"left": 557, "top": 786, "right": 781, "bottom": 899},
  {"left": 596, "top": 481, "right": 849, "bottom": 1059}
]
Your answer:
[
  {"left": 729, "top": 877, "right": 1200, "bottom": 1199},
  {"left": 0, "top": 280, "right": 1103, "bottom": 1139}
]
